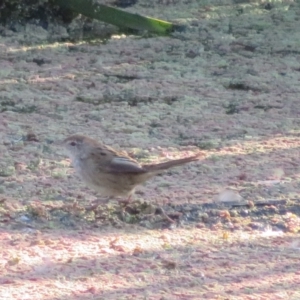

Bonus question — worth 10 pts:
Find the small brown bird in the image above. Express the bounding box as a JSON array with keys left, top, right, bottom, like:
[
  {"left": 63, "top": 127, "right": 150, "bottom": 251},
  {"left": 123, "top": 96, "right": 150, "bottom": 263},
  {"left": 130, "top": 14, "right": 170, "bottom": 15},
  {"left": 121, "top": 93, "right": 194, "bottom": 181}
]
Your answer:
[{"left": 62, "top": 134, "right": 201, "bottom": 202}]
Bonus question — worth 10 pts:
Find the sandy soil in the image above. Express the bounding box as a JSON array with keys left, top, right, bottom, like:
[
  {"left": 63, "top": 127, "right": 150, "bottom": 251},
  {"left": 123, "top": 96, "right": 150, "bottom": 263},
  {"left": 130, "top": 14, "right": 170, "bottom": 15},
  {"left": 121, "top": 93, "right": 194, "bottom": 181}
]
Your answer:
[{"left": 1, "top": 0, "right": 300, "bottom": 299}]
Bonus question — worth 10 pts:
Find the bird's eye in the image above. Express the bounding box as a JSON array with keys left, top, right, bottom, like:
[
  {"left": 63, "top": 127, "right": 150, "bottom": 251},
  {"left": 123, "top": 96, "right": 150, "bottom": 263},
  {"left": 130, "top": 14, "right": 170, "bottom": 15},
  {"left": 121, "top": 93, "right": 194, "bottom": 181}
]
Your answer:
[{"left": 70, "top": 141, "right": 77, "bottom": 146}]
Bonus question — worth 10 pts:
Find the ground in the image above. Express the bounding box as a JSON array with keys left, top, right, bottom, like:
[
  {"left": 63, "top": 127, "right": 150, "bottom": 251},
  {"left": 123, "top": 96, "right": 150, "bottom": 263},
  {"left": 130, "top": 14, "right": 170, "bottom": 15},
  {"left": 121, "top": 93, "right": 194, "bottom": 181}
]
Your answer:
[{"left": 1, "top": 0, "right": 300, "bottom": 299}]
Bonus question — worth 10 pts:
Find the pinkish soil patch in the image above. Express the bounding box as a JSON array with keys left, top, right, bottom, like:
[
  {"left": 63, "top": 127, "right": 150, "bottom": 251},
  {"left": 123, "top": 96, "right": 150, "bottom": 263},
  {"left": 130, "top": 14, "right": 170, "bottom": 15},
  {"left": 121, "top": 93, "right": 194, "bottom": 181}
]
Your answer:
[{"left": 1, "top": 1, "right": 300, "bottom": 299}]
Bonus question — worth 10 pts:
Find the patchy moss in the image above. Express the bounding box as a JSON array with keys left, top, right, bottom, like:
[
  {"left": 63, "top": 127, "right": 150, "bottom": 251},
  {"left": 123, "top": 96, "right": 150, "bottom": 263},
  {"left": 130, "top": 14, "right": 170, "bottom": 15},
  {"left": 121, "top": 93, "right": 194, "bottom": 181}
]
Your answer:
[{"left": 0, "top": 166, "right": 15, "bottom": 177}]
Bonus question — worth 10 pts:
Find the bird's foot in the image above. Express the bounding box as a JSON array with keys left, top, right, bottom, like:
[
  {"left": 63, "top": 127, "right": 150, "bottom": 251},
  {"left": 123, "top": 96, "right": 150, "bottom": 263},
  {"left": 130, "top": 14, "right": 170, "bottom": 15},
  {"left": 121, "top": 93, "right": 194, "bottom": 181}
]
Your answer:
[{"left": 86, "top": 197, "right": 111, "bottom": 211}]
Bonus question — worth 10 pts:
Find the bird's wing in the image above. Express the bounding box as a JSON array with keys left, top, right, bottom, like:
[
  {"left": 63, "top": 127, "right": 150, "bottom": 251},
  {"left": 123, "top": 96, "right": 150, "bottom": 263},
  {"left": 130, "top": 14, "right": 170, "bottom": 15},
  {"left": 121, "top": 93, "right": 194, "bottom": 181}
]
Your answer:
[
  {"left": 88, "top": 145, "right": 146, "bottom": 174},
  {"left": 108, "top": 156, "right": 146, "bottom": 173}
]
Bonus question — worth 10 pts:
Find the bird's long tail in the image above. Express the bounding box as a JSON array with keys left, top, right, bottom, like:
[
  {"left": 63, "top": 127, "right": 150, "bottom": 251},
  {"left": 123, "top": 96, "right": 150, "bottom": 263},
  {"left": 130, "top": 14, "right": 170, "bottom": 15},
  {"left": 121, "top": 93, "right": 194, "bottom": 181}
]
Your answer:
[{"left": 143, "top": 153, "right": 201, "bottom": 173}]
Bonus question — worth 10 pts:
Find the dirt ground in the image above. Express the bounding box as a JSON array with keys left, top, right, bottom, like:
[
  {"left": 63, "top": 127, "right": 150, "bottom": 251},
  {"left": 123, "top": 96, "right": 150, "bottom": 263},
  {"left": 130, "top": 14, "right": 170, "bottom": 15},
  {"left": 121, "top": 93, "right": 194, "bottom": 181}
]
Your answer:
[{"left": 1, "top": 0, "right": 300, "bottom": 299}]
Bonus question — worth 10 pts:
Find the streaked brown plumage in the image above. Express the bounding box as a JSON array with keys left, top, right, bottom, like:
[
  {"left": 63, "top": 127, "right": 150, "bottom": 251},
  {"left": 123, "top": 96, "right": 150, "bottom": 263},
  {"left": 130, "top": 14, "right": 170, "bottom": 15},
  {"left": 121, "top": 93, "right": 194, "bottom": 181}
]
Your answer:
[{"left": 62, "top": 134, "right": 201, "bottom": 201}]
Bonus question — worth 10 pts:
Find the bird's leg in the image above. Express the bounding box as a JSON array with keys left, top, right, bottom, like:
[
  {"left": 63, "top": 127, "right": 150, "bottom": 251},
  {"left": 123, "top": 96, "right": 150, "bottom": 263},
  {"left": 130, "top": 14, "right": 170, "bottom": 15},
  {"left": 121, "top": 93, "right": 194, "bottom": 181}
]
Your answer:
[
  {"left": 86, "top": 197, "right": 111, "bottom": 211},
  {"left": 118, "top": 195, "right": 132, "bottom": 205},
  {"left": 156, "top": 206, "right": 176, "bottom": 223}
]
